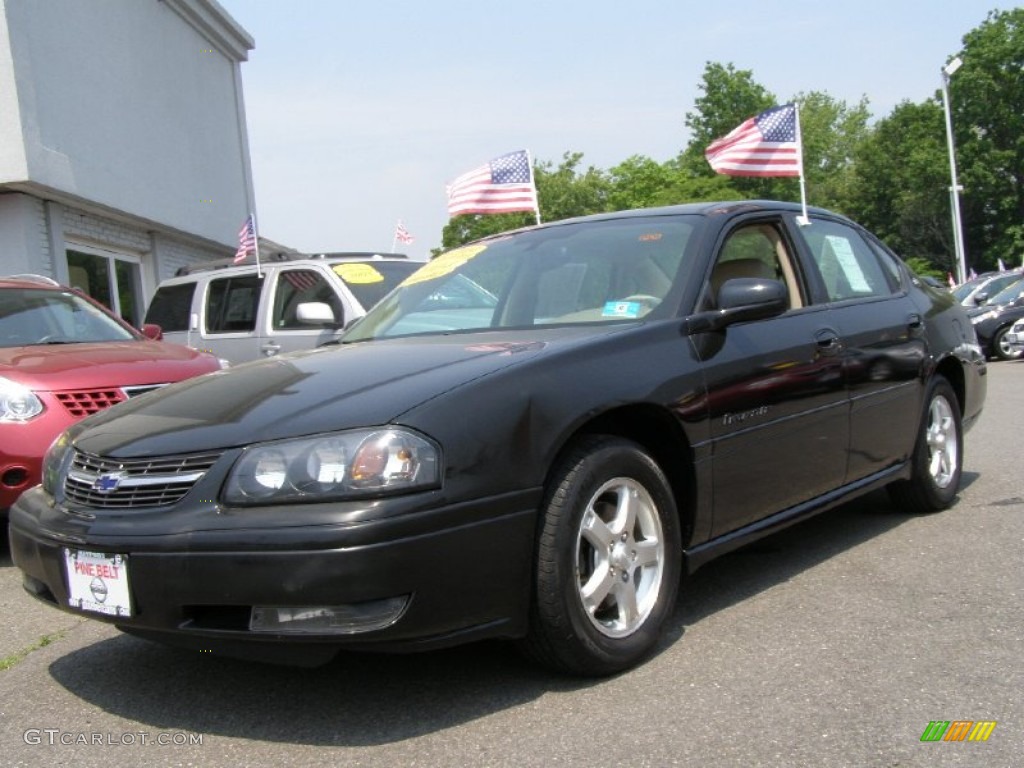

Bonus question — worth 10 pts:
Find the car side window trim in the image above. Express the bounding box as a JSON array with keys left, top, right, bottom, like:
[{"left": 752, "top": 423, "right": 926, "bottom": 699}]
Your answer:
[
  {"left": 792, "top": 215, "right": 903, "bottom": 304},
  {"left": 702, "top": 216, "right": 810, "bottom": 313}
]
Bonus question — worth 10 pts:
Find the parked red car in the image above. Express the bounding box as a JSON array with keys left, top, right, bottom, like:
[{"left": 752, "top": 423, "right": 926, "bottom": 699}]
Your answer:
[{"left": 1, "top": 275, "right": 222, "bottom": 518}]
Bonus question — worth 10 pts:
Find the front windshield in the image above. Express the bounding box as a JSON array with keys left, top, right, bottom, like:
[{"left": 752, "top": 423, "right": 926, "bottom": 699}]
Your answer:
[
  {"left": 343, "top": 215, "right": 698, "bottom": 341},
  {"left": 0, "top": 288, "right": 137, "bottom": 347},
  {"left": 987, "top": 277, "right": 1024, "bottom": 306}
]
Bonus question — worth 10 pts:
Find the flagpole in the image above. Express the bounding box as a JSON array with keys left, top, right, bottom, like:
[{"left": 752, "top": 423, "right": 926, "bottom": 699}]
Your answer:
[
  {"left": 252, "top": 211, "right": 262, "bottom": 278},
  {"left": 794, "top": 103, "right": 809, "bottom": 226},
  {"left": 527, "top": 150, "right": 542, "bottom": 225}
]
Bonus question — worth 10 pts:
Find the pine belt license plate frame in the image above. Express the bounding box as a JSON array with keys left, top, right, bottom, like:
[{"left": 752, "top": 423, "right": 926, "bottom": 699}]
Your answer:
[{"left": 63, "top": 548, "right": 133, "bottom": 617}]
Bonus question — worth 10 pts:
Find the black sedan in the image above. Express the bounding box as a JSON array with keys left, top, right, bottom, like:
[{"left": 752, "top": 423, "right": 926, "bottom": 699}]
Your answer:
[
  {"left": 967, "top": 276, "right": 1024, "bottom": 360},
  {"left": 8, "top": 201, "right": 987, "bottom": 676}
]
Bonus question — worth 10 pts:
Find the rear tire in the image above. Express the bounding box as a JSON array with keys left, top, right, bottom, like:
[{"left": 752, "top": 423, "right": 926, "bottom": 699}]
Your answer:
[
  {"left": 521, "top": 436, "right": 681, "bottom": 676},
  {"left": 888, "top": 376, "right": 962, "bottom": 513}
]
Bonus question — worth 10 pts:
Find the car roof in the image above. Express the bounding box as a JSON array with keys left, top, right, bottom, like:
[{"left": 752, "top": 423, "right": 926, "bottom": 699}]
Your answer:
[
  {"left": 0, "top": 274, "right": 64, "bottom": 291},
  {"left": 464, "top": 200, "right": 850, "bottom": 246},
  {"left": 170, "top": 252, "right": 410, "bottom": 278}
]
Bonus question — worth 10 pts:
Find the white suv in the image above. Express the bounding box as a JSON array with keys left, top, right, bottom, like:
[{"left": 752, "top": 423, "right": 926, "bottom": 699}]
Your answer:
[
  {"left": 144, "top": 253, "right": 419, "bottom": 365},
  {"left": 1006, "top": 318, "right": 1024, "bottom": 356}
]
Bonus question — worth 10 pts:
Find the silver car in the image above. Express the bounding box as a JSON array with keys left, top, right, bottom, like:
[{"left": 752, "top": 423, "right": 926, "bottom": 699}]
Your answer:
[
  {"left": 953, "top": 269, "right": 1023, "bottom": 307},
  {"left": 144, "top": 253, "right": 420, "bottom": 365},
  {"left": 1005, "top": 318, "right": 1024, "bottom": 355}
]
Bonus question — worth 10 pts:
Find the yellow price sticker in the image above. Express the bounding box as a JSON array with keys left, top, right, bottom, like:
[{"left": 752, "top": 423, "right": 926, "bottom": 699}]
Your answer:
[
  {"left": 401, "top": 245, "right": 488, "bottom": 286},
  {"left": 333, "top": 263, "right": 385, "bottom": 284}
]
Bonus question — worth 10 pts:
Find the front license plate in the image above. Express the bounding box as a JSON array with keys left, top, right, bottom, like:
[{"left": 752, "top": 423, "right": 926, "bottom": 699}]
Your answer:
[{"left": 63, "top": 549, "right": 132, "bottom": 617}]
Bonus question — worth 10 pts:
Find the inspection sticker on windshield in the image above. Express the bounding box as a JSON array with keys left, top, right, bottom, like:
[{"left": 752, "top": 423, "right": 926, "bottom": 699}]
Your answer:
[
  {"left": 64, "top": 549, "right": 132, "bottom": 617},
  {"left": 602, "top": 301, "right": 642, "bottom": 318},
  {"left": 333, "top": 263, "right": 384, "bottom": 284}
]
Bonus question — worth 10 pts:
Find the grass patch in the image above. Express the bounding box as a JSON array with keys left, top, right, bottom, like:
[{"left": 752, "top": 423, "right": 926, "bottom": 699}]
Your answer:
[{"left": 0, "top": 630, "right": 67, "bottom": 671}]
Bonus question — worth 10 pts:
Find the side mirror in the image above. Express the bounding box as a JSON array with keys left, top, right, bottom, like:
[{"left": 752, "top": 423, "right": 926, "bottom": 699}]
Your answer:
[
  {"left": 685, "top": 278, "right": 789, "bottom": 334},
  {"left": 140, "top": 323, "right": 163, "bottom": 340},
  {"left": 296, "top": 301, "right": 338, "bottom": 327},
  {"left": 974, "top": 292, "right": 989, "bottom": 306}
]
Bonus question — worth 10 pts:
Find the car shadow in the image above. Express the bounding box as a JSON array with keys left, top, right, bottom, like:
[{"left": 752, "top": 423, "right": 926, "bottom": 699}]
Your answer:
[
  {"left": 44, "top": 488, "right": 932, "bottom": 747},
  {"left": 663, "top": 488, "right": 921, "bottom": 634}
]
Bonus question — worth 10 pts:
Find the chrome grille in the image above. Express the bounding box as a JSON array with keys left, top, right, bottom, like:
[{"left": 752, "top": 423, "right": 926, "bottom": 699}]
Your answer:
[
  {"left": 63, "top": 450, "right": 221, "bottom": 509},
  {"left": 122, "top": 383, "right": 169, "bottom": 399}
]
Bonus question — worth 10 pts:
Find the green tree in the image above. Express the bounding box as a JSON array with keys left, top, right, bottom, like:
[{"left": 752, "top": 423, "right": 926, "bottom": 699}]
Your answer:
[
  {"left": 607, "top": 154, "right": 736, "bottom": 209},
  {"left": 439, "top": 152, "right": 610, "bottom": 251},
  {"left": 795, "top": 91, "right": 871, "bottom": 211},
  {"left": 845, "top": 100, "right": 954, "bottom": 269},
  {"left": 679, "top": 65, "right": 870, "bottom": 208},
  {"left": 534, "top": 152, "right": 611, "bottom": 222},
  {"left": 681, "top": 62, "right": 775, "bottom": 171},
  {"left": 679, "top": 62, "right": 789, "bottom": 200},
  {"left": 950, "top": 8, "right": 1024, "bottom": 270}
]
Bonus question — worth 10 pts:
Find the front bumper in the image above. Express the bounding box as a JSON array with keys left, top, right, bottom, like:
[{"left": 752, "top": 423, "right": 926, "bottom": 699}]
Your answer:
[
  {"left": 0, "top": 411, "right": 78, "bottom": 513},
  {"left": 8, "top": 485, "right": 539, "bottom": 662}
]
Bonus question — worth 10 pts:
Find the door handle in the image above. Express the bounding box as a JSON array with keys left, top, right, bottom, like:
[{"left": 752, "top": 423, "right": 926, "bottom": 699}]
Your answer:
[
  {"left": 907, "top": 313, "right": 924, "bottom": 335},
  {"left": 261, "top": 341, "right": 281, "bottom": 357},
  {"left": 815, "top": 329, "right": 842, "bottom": 356}
]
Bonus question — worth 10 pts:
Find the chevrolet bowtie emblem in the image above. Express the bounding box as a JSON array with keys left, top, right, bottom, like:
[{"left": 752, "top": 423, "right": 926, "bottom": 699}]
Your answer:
[{"left": 93, "top": 472, "right": 126, "bottom": 493}]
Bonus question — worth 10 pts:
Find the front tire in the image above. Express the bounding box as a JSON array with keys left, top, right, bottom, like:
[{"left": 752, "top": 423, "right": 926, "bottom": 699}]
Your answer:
[
  {"left": 888, "top": 376, "right": 963, "bottom": 513},
  {"left": 521, "top": 436, "right": 681, "bottom": 676}
]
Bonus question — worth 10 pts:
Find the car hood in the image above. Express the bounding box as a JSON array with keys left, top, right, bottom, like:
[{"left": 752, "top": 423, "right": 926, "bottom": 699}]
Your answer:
[
  {"left": 0, "top": 341, "right": 216, "bottom": 390},
  {"left": 70, "top": 329, "right": 606, "bottom": 457}
]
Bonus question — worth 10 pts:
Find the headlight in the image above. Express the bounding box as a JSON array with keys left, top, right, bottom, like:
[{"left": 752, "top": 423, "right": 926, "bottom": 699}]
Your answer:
[
  {"left": 0, "top": 376, "right": 44, "bottom": 422},
  {"left": 41, "top": 431, "right": 73, "bottom": 496},
  {"left": 223, "top": 428, "right": 441, "bottom": 505}
]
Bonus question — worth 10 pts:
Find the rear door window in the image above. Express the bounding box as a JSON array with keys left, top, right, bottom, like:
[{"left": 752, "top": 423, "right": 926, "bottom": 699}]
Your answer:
[
  {"left": 796, "top": 219, "right": 900, "bottom": 302},
  {"left": 205, "top": 275, "right": 263, "bottom": 333},
  {"left": 144, "top": 283, "right": 195, "bottom": 332}
]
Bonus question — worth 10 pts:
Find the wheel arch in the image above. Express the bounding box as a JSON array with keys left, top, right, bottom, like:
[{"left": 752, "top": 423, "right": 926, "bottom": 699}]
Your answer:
[
  {"left": 933, "top": 354, "right": 966, "bottom": 416},
  {"left": 543, "top": 404, "right": 697, "bottom": 545}
]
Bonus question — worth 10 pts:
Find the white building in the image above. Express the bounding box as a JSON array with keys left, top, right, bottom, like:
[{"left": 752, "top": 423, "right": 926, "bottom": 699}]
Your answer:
[{"left": 0, "top": 0, "right": 255, "bottom": 325}]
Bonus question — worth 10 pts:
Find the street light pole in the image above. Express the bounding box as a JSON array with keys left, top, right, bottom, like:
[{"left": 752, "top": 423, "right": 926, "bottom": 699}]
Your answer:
[{"left": 941, "top": 56, "right": 967, "bottom": 284}]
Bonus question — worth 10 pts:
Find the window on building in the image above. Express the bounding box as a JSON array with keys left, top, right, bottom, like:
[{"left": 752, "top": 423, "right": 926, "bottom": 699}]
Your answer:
[{"left": 66, "top": 249, "right": 144, "bottom": 326}]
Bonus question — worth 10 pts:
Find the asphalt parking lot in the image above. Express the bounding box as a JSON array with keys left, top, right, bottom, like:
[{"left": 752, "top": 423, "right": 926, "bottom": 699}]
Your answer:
[{"left": 0, "top": 363, "right": 1020, "bottom": 768}]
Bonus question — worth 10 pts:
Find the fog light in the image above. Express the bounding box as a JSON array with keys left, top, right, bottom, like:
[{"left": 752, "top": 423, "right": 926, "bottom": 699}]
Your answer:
[
  {"left": 2, "top": 467, "right": 28, "bottom": 488},
  {"left": 249, "top": 596, "right": 409, "bottom": 635}
]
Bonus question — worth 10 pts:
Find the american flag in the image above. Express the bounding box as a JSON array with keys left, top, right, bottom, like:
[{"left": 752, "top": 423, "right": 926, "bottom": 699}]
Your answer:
[
  {"left": 705, "top": 104, "right": 802, "bottom": 177},
  {"left": 282, "top": 270, "right": 321, "bottom": 293},
  {"left": 446, "top": 150, "right": 538, "bottom": 217},
  {"left": 234, "top": 214, "right": 257, "bottom": 263},
  {"left": 395, "top": 221, "right": 415, "bottom": 245}
]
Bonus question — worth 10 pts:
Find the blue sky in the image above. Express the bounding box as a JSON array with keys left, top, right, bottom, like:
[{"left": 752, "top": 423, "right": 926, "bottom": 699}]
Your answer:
[{"left": 216, "top": 0, "right": 1004, "bottom": 258}]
